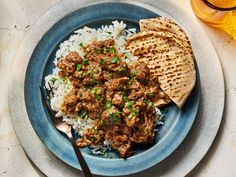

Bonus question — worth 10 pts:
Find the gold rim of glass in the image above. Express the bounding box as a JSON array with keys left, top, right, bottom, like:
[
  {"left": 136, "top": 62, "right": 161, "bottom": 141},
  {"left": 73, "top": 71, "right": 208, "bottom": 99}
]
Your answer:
[{"left": 203, "top": 0, "right": 236, "bottom": 11}]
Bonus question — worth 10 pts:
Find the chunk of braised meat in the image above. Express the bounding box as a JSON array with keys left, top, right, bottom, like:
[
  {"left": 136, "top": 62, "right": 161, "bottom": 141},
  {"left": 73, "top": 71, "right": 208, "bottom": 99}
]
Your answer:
[
  {"left": 76, "top": 86, "right": 104, "bottom": 119},
  {"left": 57, "top": 52, "right": 83, "bottom": 76},
  {"left": 99, "top": 106, "right": 122, "bottom": 129},
  {"left": 65, "top": 51, "right": 83, "bottom": 63},
  {"left": 84, "top": 39, "right": 129, "bottom": 76},
  {"left": 85, "top": 39, "right": 115, "bottom": 62},
  {"left": 105, "top": 60, "right": 129, "bottom": 75},
  {"left": 105, "top": 77, "right": 129, "bottom": 91},
  {"left": 145, "top": 77, "right": 172, "bottom": 107},
  {"left": 76, "top": 127, "right": 105, "bottom": 147},
  {"left": 112, "top": 135, "right": 133, "bottom": 158},
  {"left": 128, "top": 90, "right": 145, "bottom": 100},
  {"left": 105, "top": 125, "right": 133, "bottom": 158},
  {"left": 122, "top": 101, "right": 140, "bottom": 127},
  {"left": 129, "top": 61, "right": 150, "bottom": 84},
  {"left": 112, "top": 92, "right": 123, "bottom": 106},
  {"left": 82, "top": 61, "right": 103, "bottom": 86},
  {"left": 61, "top": 90, "right": 81, "bottom": 115},
  {"left": 127, "top": 79, "right": 141, "bottom": 90},
  {"left": 130, "top": 114, "right": 155, "bottom": 144}
]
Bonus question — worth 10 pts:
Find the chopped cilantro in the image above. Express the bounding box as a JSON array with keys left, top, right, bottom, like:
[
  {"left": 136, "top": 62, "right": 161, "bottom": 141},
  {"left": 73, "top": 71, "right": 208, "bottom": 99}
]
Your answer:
[
  {"left": 95, "top": 88, "right": 101, "bottom": 92},
  {"left": 110, "top": 56, "right": 118, "bottom": 63},
  {"left": 119, "top": 67, "right": 126, "bottom": 75},
  {"left": 95, "top": 48, "right": 99, "bottom": 54},
  {"left": 81, "top": 71, "right": 86, "bottom": 78},
  {"left": 106, "top": 100, "right": 112, "bottom": 109},
  {"left": 96, "top": 94, "right": 102, "bottom": 100},
  {"left": 125, "top": 101, "right": 133, "bottom": 109},
  {"left": 94, "top": 129, "right": 99, "bottom": 134},
  {"left": 128, "top": 109, "right": 138, "bottom": 120},
  {"left": 108, "top": 109, "right": 112, "bottom": 115},
  {"left": 78, "top": 110, "right": 87, "bottom": 119},
  {"left": 79, "top": 43, "right": 83, "bottom": 47},
  {"left": 143, "top": 99, "right": 148, "bottom": 103},
  {"left": 109, "top": 48, "right": 116, "bottom": 54},
  {"left": 101, "top": 48, "right": 106, "bottom": 54},
  {"left": 76, "top": 64, "right": 82, "bottom": 71},
  {"left": 100, "top": 58, "right": 105, "bottom": 65},
  {"left": 123, "top": 95, "right": 128, "bottom": 101},
  {"left": 82, "top": 60, "right": 89, "bottom": 65},
  {"left": 128, "top": 112, "right": 135, "bottom": 120},
  {"left": 91, "top": 78, "right": 99, "bottom": 85},
  {"left": 91, "top": 90, "right": 96, "bottom": 94},
  {"left": 92, "top": 136, "right": 97, "bottom": 141},
  {"left": 147, "top": 101, "right": 153, "bottom": 108}
]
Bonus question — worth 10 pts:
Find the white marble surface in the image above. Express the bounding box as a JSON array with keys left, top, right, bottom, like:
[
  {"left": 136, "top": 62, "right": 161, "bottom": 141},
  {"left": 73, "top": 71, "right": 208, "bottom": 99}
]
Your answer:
[{"left": 0, "top": 0, "right": 235, "bottom": 176}]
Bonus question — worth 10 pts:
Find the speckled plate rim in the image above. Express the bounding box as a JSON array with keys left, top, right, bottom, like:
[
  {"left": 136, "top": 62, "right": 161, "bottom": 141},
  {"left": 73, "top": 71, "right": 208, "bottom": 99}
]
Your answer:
[{"left": 8, "top": 0, "right": 225, "bottom": 177}]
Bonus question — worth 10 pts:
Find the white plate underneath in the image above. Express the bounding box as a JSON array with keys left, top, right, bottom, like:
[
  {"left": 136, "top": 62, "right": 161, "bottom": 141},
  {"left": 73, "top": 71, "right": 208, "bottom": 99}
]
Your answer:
[{"left": 8, "top": 0, "right": 225, "bottom": 177}]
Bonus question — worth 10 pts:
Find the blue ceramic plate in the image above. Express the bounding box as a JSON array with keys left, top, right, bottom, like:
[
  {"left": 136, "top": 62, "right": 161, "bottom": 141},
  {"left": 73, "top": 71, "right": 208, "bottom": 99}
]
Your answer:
[{"left": 25, "top": 2, "right": 200, "bottom": 176}]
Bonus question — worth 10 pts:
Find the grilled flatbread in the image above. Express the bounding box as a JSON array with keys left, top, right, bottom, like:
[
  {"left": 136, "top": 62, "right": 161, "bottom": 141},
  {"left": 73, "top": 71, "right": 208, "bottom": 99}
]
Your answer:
[
  {"left": 125, "top": 30, "right": 196, "bottom": 108},
  {"left": 139, "top": 17, "right": 192, "bottom": 54}
]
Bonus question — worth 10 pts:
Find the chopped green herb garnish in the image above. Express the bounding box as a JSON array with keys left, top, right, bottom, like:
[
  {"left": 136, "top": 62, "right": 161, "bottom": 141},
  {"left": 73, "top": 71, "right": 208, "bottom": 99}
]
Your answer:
[
  {"left": 95, "top": 88, "right": 101, "bottom": 92},
  {"left": 91, "top": 78, "right": 99, "bottom": 85},
  {"left": 92, "top": 136, "right": 97, "bottom": 141},
  {"left": 95, "top": 48, "right": 99, "bottom": 54},
  {"left": 78, "top": 110, "right": 87, "bottom": 119},
  {"left": 108, "top": 109, "right": 112, "bottom": 115},
  {"left": 91, "top": 90, "right": 96, "bottom": 94},
  {"left": 147, "top": 101, "right": 153, "bottom": 108},
  {"left": 96, "top": 94, "right": 102, "bottom": 100},
  {"left": 101, "top": 48, "right": 106, "bottom": 54},
  {"left": 76, "top": 64, "right": 82, "bottom": 71},
  {"left": 119, "top": 68, "right": 126, "bottom": 75},
  {"left": 94, "top": 129, "right": 99, "bottom": 134},
  {"left": 143, "top": 99, "right": 148, "bottom": 103},
  {"left": 123, "top": 96, "right": 128, "bottom": 101},
  {"left": 79, "top": 43, "right": 83, "bottom": 47},
  {"left": 106, "top": 100, "right": 112, "bottom": 109},
  {"left": 82, "top": 60, "right": 89, "bottom": 65},
  {"left": 131, "top": 108, "right": 138, "bottom": 115},
  {"left": 81, "top": 71, "right": 86, "bottom": 78},
  {"left": 128, "top": 112, "right": 135, "bottom": 120},
  {"left": 128, "top": 109, "right": 138, "bottom": 120},
  {"left": 100, "top": 58, "right": 105, "bottom": 65},
  {"left": 109, "top": 48, "right": 116, "bottom": 54},
  {"left": 125, "top": 101, "right": 133, "bottom": 109},
  {"left": 110, "top": 56, "right": 118, "bottom": 63},
  {"left": 79, "top": 93, "right": 83, "bottom": 97},
  {"left": 107, "top": 31, "right": 112, "bottom": 35},
  {"left": 162, "top": 107, "right": 169, "bottom": 113}
]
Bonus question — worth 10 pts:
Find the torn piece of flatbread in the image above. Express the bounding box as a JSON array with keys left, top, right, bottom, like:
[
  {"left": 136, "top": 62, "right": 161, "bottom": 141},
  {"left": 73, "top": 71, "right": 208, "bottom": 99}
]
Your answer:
[{"left": 125, "top": 30, "right": 196, "bottom": 108}]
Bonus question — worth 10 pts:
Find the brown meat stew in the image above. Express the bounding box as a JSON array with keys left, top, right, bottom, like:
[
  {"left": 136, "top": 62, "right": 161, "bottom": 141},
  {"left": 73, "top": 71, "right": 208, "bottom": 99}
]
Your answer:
[{"left": 57, "top": 39, "right": 158, "bottom": 158}]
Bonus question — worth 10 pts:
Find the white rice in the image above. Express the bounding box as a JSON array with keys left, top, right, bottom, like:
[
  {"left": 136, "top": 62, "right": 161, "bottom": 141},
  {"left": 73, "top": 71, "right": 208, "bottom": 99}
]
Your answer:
[{"left": 45, "top": 21, "right": 163, "bottom": 155}]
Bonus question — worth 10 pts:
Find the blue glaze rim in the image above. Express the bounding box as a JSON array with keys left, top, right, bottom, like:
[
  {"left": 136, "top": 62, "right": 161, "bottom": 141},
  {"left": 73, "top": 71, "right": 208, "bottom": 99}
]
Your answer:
[{"left": 24, "top": 2, "right": 200, "bottom": 176}]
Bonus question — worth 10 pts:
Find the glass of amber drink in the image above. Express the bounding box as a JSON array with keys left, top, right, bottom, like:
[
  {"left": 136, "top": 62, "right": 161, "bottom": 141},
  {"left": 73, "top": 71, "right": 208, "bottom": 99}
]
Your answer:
[{"left": 191, "top": 0, "right": 236, "bottom": 39}]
